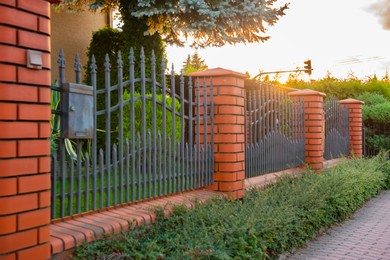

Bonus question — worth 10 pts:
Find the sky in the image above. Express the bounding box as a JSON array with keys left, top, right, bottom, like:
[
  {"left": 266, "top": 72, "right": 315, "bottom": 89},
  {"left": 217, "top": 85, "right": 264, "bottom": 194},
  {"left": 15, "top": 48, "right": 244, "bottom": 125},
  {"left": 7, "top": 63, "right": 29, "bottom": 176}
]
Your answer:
[{"left": 165, "top": 0, "right": 390, "bottom": 82}]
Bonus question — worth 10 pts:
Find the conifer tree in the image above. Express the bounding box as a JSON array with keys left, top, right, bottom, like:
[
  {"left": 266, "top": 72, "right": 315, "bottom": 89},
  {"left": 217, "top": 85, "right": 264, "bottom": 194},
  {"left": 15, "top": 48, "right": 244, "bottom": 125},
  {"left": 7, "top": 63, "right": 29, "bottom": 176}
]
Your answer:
[
  {"left": 55, "top": 0, "right": 288, "bottom": 47},
  {"left": 181, "top": 51, "right": 208, "bottom": 75}
]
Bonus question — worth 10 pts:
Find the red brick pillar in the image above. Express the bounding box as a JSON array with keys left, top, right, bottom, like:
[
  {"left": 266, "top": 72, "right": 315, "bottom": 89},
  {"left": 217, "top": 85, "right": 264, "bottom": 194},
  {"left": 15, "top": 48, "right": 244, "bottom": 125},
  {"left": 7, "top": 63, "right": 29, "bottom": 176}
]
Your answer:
[
  {"left": 190, "top": 68, "right": 247, "bottom": 200},
  {"left": 289, "top": 89, "right": 326, "bottom": 171},
  {"left": 0, "top": 0, "right": 51, "bottom": 259},
  {"left": 340, "top": 99, "right": 364, "bottom": 158}
]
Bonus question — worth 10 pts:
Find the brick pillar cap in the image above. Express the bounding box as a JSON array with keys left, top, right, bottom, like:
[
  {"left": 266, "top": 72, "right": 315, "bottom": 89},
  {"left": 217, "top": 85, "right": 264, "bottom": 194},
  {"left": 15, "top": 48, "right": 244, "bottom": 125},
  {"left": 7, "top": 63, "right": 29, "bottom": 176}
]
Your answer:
[
  {"left": 288, "top": 89, "right": 326, "bottom": 97},
  {"left": 339, "top": 98, "right": 365, "bottom": 105},
  {"left": 189, "top": 67, "right": 248, "bottom": 79}
]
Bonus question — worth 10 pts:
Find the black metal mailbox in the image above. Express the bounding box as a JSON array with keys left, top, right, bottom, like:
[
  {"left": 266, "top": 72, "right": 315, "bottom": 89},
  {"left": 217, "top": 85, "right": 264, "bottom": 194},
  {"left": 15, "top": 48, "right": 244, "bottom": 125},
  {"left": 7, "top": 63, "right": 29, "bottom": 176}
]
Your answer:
[{"left": 61, "top": 83, "right": 94, "bottom": 139}]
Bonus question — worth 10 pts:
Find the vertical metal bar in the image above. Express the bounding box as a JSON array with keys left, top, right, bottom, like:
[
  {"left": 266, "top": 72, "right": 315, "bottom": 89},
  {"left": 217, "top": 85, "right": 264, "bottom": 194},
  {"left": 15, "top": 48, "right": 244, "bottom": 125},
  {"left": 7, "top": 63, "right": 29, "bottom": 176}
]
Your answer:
[
  {"left": 248, "top": 91, "right": 252, "bottom": 145},
  {"left": 51, "top": 153, "right": 57, "bottom": 219},
  {"left": 266, "top": 85, "right": 270, "bottom": 137},
  {"left": 60, "top": 155, "right": 66, "bottom": 218},
  {"left": 170, "top": 66, "right": 176, "bottom": 192},
  {"left": 151, "top": 51, "right": 157, "bottom": 198},
  {"left": 177, "top": 141, "right": 181, "bottom": 191},
  {"left": 161, "top": 59, "right": 167, "bottom": 195},
  {"left": 125, "top": 139, "right": 130, "bottom": 202},
  {"left": 137, "top": 133, "right": 141, "bottom": 200},
  {"left": 148, "top": 130, "right": 152, "bottom": 198},
  {"left": 188, "top": 77, "right": 194, "bottom": 189},
  {"left": 129, "top": 48, "right": 136, "bottom": 202},
  {"left": 196, "top": 79, "right": 201, "bottom": 187},
  {"left": 58, "top": 49, "right": 66, "bottom": 217},
  {"left": 140, "top": 48, "right": 147, "bottom": 200},
  {"left": 168, "top": 135, "right": 172, "bottom": 193},
  {"left": 76, "top": 141, "right": 82, "bottom": 214},
  {"left": 185, "top": 143, "right": 189, "bottom": 188},
  {"left": 113, "top": 144, "right": 117, "bottom": 206},
  {"left": 84, "top": 153, "right": 90, "bottom": 213},
  {"left": 158, "top": 132, "right": 162, "bottom": 196},
  {"left": 203, "top": 80, "right": 208, "bottom": 187},
  {"left": 104, "top": 54, "right": 111, "bottom": 207},
  {"left": 74, "top": 53, "right": 81, "bottom": 84},
  {"left": 90, "top": 55, "right": 97, "bottom": 211},
  {"left": 68, "top": 159, "right": 74, "bottom": 217},
  {"left": 99, "top": 149, "right": 104, "bottom": 209},
  {"left": 253, "top": 90, "right": 257, "bottom": 144},
  {"left": 193, "top": 144, "right": 197, "bottom": 188},
  {"left": 180, "top": 74, "right": 185, "bottom": 191},
  {"left": 272, "top": 86, "right": 276, "bottom": 171},
  {"left": 210, "top": 81, "right": 214, "bottom": 184},
  {"left": 117, "top": 51, "right": 124, "bottom": 205}
]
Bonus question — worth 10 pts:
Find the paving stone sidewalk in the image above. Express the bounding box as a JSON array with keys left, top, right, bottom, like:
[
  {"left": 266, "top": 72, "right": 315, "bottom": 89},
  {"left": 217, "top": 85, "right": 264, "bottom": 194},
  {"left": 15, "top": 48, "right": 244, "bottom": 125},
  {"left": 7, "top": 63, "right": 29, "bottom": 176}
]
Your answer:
[{"left": 287, "top": 190, "right": 390, "bottom": 260}]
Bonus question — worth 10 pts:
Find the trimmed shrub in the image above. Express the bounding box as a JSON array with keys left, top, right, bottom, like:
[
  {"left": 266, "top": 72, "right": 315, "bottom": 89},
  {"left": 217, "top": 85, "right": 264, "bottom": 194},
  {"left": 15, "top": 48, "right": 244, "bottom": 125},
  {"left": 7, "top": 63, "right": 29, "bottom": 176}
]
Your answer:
[
  {"left": 356, "top": 92, "right": 388, "bottom": 106},
  {"left": 74, "top": 157, "right": 387, "bottom": 259},
  {"left": 363, "top": 102, "right": 390, "bottom": 124},
  {"left": 286, "top": 78, "right": 390, "bottom": 101}
]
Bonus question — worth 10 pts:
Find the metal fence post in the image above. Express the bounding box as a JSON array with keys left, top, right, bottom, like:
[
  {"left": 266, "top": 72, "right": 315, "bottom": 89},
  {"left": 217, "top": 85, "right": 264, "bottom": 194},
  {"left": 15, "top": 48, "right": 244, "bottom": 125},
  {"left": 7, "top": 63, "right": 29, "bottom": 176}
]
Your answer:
[
  {"left": 289, "top": 89, "right": 326, "bottom": 171},
  {"left": 339, "top": 99, "right": 365, "bottom": 158},
  {"left": 190, "top": 68, "right": 248, "bottom": 200}
]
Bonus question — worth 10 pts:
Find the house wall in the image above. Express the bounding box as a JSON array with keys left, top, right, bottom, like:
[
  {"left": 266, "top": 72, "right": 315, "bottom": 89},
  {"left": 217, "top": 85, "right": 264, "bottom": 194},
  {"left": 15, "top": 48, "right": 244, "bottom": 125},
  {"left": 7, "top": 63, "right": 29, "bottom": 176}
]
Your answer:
[{"left": 50, "top": 8, "right": 108, "bottom": 83}]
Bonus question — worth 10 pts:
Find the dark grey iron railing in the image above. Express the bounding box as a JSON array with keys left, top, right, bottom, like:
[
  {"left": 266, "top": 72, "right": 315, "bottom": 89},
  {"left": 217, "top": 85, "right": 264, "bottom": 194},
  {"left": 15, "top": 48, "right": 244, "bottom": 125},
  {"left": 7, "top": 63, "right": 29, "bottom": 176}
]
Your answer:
[
  {"left": 245, "top": 82, "right": 305, "bottom": 177},
  {"left": 324, "top": 97, "right": 350, "bottom": 160},
  {"left": 51, "top": 49, "right": 214, "bottom": 220}
]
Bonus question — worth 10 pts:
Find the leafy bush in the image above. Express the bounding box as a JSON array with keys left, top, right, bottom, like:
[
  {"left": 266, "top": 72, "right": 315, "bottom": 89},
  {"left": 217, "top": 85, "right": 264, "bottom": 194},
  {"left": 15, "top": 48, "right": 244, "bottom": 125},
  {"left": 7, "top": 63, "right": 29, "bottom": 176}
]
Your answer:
[
  {"left": 74, "top": 157, "right": 388, "bottom": 259},
  {"left": 355, "top": 92, "right": 388, "bottom": 106},
  {"left": 363, "top": 102, "right": 390, "bottom": 124},
  {"left": 119, "top": 91, "right": 182, "bottom": 144},
  {"left": 83, "top": 26, "right": 166, "bottom": 149},
  {"left": 286, "top": 77, "right": 390, "bottom": 101}
]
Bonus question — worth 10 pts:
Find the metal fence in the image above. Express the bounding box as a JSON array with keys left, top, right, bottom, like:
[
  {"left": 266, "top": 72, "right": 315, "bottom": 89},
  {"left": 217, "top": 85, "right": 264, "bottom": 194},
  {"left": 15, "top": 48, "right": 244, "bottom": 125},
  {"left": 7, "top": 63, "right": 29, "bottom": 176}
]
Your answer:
[
  {"left": 364, "top": 122, "right": 390, "bottom": 157},
  {"left": 245, "top": 82, "right": 305, "bottom": 177},
  {"left": 51, "top": 49, "right": 214, "bottom": 220},
  {"left": 324, "top": 97, "right": 350, "bottom": 160}
]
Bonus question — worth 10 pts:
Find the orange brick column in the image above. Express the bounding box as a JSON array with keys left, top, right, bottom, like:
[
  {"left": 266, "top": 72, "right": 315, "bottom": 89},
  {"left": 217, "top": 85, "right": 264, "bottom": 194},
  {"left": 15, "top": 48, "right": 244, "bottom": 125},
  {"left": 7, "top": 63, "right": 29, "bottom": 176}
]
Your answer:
[
  {"left": 0, "top": 0, "right": 51, "bottom": 259},
  {"left": 190, "top": 68, "right": 247, "bottom": 200},
  {"left": 340, "top": 99, "right": 365, "bottom": 158},
  {"left": 289, "top": 89, "right": 326, "bottom": 171}
]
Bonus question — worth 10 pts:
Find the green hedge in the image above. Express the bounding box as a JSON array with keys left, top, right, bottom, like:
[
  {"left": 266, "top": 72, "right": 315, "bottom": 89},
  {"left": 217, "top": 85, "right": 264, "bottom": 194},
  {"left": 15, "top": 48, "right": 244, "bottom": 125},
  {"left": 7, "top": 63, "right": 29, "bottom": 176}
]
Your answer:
[
  {"left": 363, "top": 102, "right": 390, "bottom": 124},
  {"left": 286, "top": 78, "right": 390, "bottom": 101},
  {"left": 74, "top": 156, "right": 389, "bottom": 259},
  {"left": 355, "top": 92, "right": 388, "bottom": 106}
]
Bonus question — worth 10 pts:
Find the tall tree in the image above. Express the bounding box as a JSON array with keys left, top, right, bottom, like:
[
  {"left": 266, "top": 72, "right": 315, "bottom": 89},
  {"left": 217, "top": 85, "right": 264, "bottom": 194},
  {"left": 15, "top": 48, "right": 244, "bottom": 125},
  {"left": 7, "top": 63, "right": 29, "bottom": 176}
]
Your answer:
[
  {"left": 181, "top": 51, "right": 208, "bottom": 75},
  {"left": 55, "top": 0, "right": 289, "bottom": 48}
]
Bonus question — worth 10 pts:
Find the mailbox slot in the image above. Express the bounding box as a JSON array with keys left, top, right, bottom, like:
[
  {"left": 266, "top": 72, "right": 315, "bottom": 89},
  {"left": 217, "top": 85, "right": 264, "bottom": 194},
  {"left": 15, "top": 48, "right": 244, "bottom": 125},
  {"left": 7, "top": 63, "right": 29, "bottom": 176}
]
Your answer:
[{"left": 61, "top": 83, "right": 94, "bottom": 139}]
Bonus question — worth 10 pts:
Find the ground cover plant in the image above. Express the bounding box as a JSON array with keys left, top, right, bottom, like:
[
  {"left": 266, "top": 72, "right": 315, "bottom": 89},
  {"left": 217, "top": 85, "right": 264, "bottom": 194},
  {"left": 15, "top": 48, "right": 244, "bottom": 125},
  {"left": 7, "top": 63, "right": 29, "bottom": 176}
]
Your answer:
[{"left": 74, "top": 155, "right": 390, "bottom": 259}]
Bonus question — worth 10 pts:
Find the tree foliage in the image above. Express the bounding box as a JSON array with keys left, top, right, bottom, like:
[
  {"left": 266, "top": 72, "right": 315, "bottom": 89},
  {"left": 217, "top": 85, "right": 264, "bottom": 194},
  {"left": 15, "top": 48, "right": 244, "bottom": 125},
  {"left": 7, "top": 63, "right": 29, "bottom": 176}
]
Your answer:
[
  {"left": 181, "top": 51, "right": 208, "bottom": 75},
  {"left": 54, "top": 0, "right": 289, "bottom": 47}
]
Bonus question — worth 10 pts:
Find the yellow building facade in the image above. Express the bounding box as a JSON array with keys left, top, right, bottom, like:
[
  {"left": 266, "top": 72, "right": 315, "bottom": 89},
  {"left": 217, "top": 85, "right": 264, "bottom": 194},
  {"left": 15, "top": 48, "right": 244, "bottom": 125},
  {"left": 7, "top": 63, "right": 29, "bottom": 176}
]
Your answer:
[{"left": 51, "top": 7, "right": 110, "bottom": 83}]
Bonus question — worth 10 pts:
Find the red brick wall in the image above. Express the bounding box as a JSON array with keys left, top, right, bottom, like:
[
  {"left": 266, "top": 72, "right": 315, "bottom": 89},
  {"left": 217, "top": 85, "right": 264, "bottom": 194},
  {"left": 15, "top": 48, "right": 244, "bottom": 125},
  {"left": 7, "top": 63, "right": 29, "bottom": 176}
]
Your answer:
[
  {"left": 0, "top": 0, "right": 51, "bottom": 258},
  {"left": 340, "top": 99, "right": 364, "bottom": 158},
  {"left": 289, "top": 89, "right": 326, "bottom": 171},
  {"left": 190, "top": 69, "right": 247, "bottom": 199}
]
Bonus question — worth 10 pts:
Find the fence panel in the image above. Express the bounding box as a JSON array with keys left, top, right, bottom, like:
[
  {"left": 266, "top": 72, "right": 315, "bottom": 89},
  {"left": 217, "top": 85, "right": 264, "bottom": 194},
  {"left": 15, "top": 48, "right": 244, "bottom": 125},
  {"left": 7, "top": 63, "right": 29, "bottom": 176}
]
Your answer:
[
  {"left": 324, "top": 97, "right": 350, "bottom": 160},
  {"left": 51, "top": 49, "right": 214, "bottom": 220},
  {"left": 245, "top": 82, "right": 305, "bottom": 178}
]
